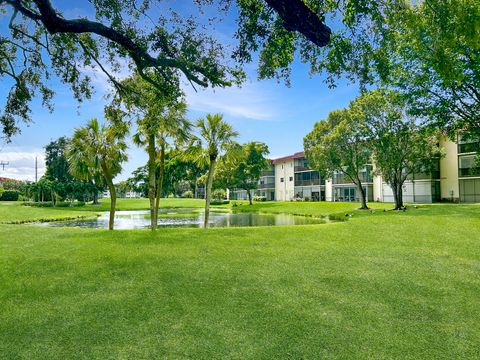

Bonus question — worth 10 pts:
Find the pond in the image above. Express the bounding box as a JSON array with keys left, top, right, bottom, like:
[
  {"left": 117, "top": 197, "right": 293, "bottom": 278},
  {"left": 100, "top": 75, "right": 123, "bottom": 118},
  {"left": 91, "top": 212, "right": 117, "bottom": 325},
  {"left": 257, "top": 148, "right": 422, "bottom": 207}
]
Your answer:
[{"left": 39, "top": 208, "right": 332, "bottom": 229}]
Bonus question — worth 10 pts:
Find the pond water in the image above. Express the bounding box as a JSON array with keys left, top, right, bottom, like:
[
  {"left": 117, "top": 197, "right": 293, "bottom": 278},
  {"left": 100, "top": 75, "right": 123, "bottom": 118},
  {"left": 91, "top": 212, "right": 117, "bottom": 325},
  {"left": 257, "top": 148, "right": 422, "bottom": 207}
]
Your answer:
[{"left": 39, "top": 208, "right": 331, "bottom": 229}]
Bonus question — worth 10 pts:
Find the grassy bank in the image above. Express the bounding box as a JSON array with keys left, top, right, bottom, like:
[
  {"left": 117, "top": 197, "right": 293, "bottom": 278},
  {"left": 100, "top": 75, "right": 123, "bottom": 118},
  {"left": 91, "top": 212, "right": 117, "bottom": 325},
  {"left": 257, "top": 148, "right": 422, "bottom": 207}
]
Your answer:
[{"left": 0, "top": 200, "right": 479, "bottom": 359}]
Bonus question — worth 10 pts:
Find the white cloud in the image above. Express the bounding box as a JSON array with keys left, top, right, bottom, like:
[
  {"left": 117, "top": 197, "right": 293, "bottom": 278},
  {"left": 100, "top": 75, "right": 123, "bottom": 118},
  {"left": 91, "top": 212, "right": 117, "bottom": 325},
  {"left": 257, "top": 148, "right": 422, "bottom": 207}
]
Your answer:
[
  {"left": 0, "top": 148, "right": 45, "bottom": 181},
  {"left": 184, "top": 81, "right": 280, "bottom": 121}
]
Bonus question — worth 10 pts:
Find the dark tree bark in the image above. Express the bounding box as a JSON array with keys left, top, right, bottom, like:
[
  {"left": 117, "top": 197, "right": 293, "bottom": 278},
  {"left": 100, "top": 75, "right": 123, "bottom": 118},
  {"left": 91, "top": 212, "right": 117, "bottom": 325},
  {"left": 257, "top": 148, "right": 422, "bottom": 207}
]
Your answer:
[
  {"left": 246, "top": 189, "right": 253, "bottom": 205},
  {"left": 356, "top": 181, "right": 369, "bottom": 210},
  {"left": 4, "top": 0, "right": 228, "bottom": 87},
  {"left": 265, "top": 0, "right": 332, "bottom": 47}
]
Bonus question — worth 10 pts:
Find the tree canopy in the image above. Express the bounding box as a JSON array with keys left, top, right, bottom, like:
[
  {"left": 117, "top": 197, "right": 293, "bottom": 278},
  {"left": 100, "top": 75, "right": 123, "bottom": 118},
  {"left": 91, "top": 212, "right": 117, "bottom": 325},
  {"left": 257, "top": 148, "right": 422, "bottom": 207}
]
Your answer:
[
  {"left": 0, "top": 0, "right": 244, "bottom": 140},
  {"left": 304, "top": 107, "right": 371, "bottom": 209}
]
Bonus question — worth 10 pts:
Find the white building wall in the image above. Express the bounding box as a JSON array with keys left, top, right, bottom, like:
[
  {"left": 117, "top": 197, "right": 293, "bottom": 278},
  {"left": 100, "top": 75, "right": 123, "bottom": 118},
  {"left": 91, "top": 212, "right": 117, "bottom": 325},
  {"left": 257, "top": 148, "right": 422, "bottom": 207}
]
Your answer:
[
  {"left": 275, "top": 160, "right": 295, "bottom": 201},
  {"left": 325, "top": 179, "right": 333, "bottom": 202},
  {"left": 373, "top": 175, "right": 383, "bottom": 202},
  {"left": 382, "top": 180, "right": 437, "bottom": 203}
]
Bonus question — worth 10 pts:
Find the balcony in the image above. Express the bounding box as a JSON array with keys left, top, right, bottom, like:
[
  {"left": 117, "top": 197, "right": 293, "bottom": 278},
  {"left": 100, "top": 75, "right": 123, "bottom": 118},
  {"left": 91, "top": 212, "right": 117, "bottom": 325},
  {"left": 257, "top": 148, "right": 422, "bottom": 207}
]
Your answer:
[
  {"left": 260, "top": 171, "right": 275, "bottom": 177},
  {"left": 458, "top": 142, "right": 480, "bottom": 154},
  {"left": 258, "top": 183, "right": 275, "bottom": 189},
  {"left": 294, "top": 165, "right": 311, "bottom": 172},
  {"left": 459, "top": 167, "right": 480, "bottom": 177},
  {"left": 333, "top": 174, "right": 372, "bottom": 184},
  {"left": 294, "top": 179, "right": 321, "bottom": 186}
]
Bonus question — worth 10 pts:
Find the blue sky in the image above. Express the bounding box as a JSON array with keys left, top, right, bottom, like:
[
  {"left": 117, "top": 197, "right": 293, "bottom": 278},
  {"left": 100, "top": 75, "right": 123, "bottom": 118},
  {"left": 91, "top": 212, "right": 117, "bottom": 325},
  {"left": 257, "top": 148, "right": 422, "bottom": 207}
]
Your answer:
[{"left": 0, "top": 1, "right": 360, "bottom": 181}]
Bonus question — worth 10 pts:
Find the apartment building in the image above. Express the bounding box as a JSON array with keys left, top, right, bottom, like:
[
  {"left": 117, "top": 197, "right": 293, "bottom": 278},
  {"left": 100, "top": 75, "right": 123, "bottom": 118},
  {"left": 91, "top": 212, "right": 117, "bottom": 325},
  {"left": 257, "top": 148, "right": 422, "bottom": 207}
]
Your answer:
[
  {"left": 229, "top": 163, "right": 276, "bottom": 201},
  {"left": 229, "top": 136, "right": 480, "bottom": 203}
]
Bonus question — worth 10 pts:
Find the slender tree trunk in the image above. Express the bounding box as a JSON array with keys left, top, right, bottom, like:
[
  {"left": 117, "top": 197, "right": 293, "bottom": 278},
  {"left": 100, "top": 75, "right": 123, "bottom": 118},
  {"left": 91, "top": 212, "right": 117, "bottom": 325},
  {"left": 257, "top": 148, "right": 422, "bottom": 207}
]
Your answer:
[
  {"left": 147, "top": 134, "right": 157, "bottom": 230},
  {"left": 107, "top": 181, "right": 116, "bottom": 230},
  {"left": 356, "top": 181, "right": 369, "bottom": 210},
  {"left": 154, "top": 143, "right": 165, "bottom": 228},
  {"left": 101, "top": 162, "right": 116, "bottom": 231},
  {"left": 204, "top": 156, "right": 216, "bottom": 228},
  {"left": 247, "top": 189, "right": 253, "bottom": 205},
  {"left": 93, "top": 190, "right": 99, "bottom": 205}
]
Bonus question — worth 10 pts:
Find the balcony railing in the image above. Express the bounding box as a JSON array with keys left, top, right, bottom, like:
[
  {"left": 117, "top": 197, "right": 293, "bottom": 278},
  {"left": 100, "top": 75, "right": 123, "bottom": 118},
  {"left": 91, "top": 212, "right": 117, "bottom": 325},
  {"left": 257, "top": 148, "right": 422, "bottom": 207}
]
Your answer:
[
  {"left": 333, "top": 174, "right": 372, "bottom": 184},
  {"left": 258, "top": 183, "right": 275, "bottom": 189},
  {"left": 294, "top": 166, "right": 311, "bottom": 172},
  {"left": 260, "top": 171, "right": 275, "bottom": 177},
  {"left": 294, "top": 179, "right": 322, "bottom": 186},
  {"left": 459, "top": 167, "right": 480, "bottom": 177},
  {"left": 458, "top": 142, "right": 480, "bottom": 154}
]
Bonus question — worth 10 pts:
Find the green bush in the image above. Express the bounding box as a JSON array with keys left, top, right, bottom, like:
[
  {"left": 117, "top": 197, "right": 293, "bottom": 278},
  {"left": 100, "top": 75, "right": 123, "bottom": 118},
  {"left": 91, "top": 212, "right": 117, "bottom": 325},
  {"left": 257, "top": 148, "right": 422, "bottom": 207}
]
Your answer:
[
  {"left": 183, "top": 190, "right": 194, "bottom": 198},
  {"left": 210, "top": 200, "right": 230, "bottom": 205},
  {"left": 212, "top": 189, "right": 226, "bottom": 201},
  {"left": 253, "top": 195, "right": 266, "bottom": 202},
  {"left": 22, "top": 201, "right": 86, "bottom": 208},
  {"left": 1, "top": 190, "right": 20, "bottom": 201}
]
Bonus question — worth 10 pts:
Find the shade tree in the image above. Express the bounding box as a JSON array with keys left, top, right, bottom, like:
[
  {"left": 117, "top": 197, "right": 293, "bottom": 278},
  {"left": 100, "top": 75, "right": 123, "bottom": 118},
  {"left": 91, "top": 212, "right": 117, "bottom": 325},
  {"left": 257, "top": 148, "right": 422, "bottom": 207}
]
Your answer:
[
  {"left": 352, "top": 89, "right": 444, "bottom": 210},
  {"left": 67, "top": 113, "right": 128, "bottom": 230},
  {"left": 0, "top": 0, "right": 243, "bottom": 141},
  {"left": 186, "top": 113, "right": 238, "bottom": 227},
  {"left": 215, "top": 141, "right": 270, "bottom": 205},
  {"left": 304, "top": 108, "right": 371, "bottom": 209}
]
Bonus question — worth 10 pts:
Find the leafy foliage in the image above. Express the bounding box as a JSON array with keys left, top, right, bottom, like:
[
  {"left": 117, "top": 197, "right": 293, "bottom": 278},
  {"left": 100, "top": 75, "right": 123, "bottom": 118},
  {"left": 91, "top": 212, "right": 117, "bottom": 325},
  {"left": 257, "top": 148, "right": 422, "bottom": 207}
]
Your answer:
[
  {"left": 67, "top": 114, "right": 129, "bottom": 229},
  {"left": 186, "top": 113, "right": 238, "bottom": 227},
  {"left": 0, "top": 0, "right": 243, "bottom": 140},
  {"left": 353, "top": 89, "right": 444, "bottom": 209},
  {"left": 304, "top": 106, "right": 371, "bottom": 209},
  {"left": 215, "top": 141, "right": 270, "bottom": 204}
]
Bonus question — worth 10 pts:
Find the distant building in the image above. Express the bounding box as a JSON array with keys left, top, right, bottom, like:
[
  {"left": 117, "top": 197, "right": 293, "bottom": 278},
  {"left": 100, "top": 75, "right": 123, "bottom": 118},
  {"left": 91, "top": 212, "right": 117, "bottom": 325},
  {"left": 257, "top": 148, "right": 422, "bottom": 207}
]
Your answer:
[{"left": 230, "top": 137, "right": 480, "bottom": 203}]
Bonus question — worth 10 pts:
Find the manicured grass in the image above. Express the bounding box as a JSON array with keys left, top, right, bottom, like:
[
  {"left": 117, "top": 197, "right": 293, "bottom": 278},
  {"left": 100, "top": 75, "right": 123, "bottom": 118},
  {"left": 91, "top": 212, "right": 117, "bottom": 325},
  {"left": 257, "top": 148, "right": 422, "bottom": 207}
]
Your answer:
[
  {"left": 1, "top": 200, "right": 479, "bottom": 359},
  {"left": 0, "top": 198, "right": 207, "bottom": 223}
]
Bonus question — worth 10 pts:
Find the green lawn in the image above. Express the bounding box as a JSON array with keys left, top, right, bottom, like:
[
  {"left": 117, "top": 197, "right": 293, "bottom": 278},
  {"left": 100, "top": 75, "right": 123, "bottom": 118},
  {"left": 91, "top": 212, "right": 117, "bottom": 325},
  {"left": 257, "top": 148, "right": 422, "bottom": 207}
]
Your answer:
[{"left": 1, "top": 199, "right": 479, "bottom": 359}]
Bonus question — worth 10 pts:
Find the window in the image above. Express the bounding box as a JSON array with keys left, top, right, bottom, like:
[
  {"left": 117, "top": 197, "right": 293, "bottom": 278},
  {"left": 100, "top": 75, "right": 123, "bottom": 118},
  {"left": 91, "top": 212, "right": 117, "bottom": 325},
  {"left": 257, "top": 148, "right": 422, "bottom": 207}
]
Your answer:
[
  {"left": 280, "top": 178, "right": 284, "bottom": 182},
  {"left": 289, "top": 176, "right": 293, "bottom": 181}
]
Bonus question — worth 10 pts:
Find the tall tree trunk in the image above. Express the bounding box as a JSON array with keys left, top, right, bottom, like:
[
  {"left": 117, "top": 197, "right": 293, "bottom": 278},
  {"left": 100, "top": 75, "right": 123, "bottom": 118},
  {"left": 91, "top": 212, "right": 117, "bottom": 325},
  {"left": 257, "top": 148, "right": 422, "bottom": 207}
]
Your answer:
[
  {"left": 247, "top": 189, "right": 253, "bottom": 205},
  {"left": 147, "top": 134, "right": 157, "bottom": 230},
  {"left": 154, "top": 143, "right": 165, "bottom": 228},
  {"left": 107, "top": 180, "right": 116, "bottom": 230},
  {"left": 93, "top": 190, "right": 99, "bottom": 205},
  {"left": 356, "top": 181, "right": 369, "bottom": 210},
  {"left": 395, "top": 182, "right": 404, "bottom": 210},
  {"left": 101, "top": 162, "right": 116, "bottom": 231},
  {"left": 204, "top": 156, "right": 216, "bottom": 228}
]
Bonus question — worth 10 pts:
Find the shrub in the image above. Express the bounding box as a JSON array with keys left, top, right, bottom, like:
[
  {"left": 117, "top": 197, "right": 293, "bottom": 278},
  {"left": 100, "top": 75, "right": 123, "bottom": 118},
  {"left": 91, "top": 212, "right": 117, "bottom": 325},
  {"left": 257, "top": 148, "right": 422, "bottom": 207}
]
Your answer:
[
  {"left": 183, "top": 190, "right": 194, "bottom": 198},
  {"left": 304, "top": 196, "right": 310, "bottom": 202},
  {"left": 22, "top": 201, "right": 86, "bottom": 208},
  {"left": 212, "top": 189, "right": 226, "bottom": 201},
  {"left": 253, "top": 195, "right": 266, "bottom": 202},
  {"left": 1, "top": 190, "right": 20, "bottom": 201},
  {"left": 210, "top": 200, "right": 230, "bottom": 205}
]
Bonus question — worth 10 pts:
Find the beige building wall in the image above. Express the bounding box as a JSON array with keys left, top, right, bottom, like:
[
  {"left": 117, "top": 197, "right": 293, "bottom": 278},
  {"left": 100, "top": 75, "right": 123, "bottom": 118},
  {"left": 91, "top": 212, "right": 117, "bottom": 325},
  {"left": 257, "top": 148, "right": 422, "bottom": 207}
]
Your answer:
[
  {"left": 274, "top": 160, "right": 295, "bottom": 201},
  {"left": 325, "top": 179, "right": 333, "bottom": 201},
  {"left": 440, "top": 138, "right": 459, "bottom": 200}
]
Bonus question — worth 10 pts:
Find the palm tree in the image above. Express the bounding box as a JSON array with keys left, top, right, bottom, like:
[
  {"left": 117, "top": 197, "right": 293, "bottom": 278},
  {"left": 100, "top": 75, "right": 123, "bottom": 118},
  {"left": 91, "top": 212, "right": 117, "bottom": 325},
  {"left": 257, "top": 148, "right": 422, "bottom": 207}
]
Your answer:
[
  {"left": 188, "top": 113, "right": 238, "bottom": 228},
  {"left": 133, "top": 101, "right": 191, "bottom": 230},
  {"left": 67, "top": 117, "right": 128, "bottom": 230}
]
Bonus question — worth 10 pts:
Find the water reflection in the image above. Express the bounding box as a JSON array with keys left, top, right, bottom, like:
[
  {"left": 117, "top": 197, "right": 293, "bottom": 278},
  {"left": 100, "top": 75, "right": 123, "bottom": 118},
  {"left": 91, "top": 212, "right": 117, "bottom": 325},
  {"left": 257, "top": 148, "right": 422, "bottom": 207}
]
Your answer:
[{"left": 39, "top": 209, "right": 329, "bottom": 229}]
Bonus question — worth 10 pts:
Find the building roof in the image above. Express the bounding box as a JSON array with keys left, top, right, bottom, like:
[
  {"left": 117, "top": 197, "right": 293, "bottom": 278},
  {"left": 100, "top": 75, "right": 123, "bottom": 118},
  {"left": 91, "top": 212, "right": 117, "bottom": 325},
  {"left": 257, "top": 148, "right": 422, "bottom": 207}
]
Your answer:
[
  {"left": 271, "top": 151, "right": 305, "bottom": 164},
  {"left": 0, "top": 177, "right": 15, "bottom": 182}
]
